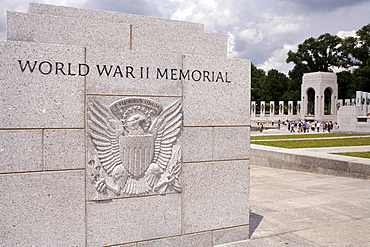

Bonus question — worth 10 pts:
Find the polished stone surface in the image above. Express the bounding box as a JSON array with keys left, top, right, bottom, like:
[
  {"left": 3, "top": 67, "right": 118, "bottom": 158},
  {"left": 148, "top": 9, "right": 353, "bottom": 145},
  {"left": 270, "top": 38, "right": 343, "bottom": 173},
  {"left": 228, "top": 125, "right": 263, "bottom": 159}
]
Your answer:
[
  {"left": 0, "top": 41, "right": 85, "bottom": 128},
  {"left": 182, "top": 127, "right": 213, "bottom": 162},
  {"left": 0, "top": 171, "right": 85, "bottom": 246},
  {"left": 0, "top": 130, "right": 42, "bottom": 173},
  {"left": 182, "top": 54, "right": 250, "bottom": 126},
  {"left": 182, "top": 160, "right": 249, "bottom": 234},
  {"left": 87, "top": 194, "right": 181, "bottom": 246},
  {"left": 213, "top": 127, "right": 250, "bottom": 160},
  {"left": 7, "top": 11, "right": 131, "bottom": 49},
  {"left": 44, "top": 129, "right": 85, "bottom": 170}
]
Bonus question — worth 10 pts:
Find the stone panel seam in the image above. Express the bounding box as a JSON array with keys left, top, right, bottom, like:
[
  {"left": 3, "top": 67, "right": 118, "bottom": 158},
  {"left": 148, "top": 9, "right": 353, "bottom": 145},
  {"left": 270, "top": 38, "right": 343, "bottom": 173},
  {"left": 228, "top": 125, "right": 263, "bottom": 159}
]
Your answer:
[
  {"left": 83, "top": 46, "right": 88, "bottom": 247},
  {"left": 0, "top": 127, "right": 85, "bottom": 130},
  {"left": 85, "top": 192, "right": 181, "bottom": 203},
  {"left": 86, "top": 94, "right": 183, "bottom": 98},
  {"left": 212, "top": 223, "right": 250, "bottom": 231},
  {"left": 181, "top": 53, "right": 185, "bottom": 236},
  {"left": 42, "top": 128, "right": 45, "bottom": 171},
  {"left": 0, "top": 168, "right": 85, "bottom": 175},
  {"left": 107, "top": 224, "right": 250, "bottom": 246},
  {"left": 183, "top": 158, "right": 250, "bottom": 164},
  {"left": 184, "top": 125, "right": 251, "bottom": 128}
]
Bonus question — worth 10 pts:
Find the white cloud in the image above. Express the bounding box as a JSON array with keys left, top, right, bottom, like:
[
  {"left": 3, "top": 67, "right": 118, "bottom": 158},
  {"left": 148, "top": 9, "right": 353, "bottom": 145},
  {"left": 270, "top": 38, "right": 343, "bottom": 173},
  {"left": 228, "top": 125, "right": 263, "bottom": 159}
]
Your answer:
[
  {"left": 258, "top": 43, "right": 296, "bottom": 74},
  {"left": 227, "top": 31, "right": 235, "bottom": 54},
  {"left": 336, "top": 30, "right": 356, "bottom": 39}
]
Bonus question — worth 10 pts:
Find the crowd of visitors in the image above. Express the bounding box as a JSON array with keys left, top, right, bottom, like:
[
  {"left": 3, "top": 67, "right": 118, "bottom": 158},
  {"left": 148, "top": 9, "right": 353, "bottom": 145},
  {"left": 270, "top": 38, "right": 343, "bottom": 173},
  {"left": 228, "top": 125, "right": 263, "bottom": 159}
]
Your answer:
[{"left": 257, "top": 119, "right": 339, "bottom": 133}]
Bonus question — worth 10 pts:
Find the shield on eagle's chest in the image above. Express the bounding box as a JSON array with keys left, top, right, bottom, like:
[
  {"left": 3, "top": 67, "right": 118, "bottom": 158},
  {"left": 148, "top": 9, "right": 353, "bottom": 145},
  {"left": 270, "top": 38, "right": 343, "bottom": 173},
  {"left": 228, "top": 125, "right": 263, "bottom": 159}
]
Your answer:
[{"left": 120, "top": 134, "right": 154, "bottom": 177}]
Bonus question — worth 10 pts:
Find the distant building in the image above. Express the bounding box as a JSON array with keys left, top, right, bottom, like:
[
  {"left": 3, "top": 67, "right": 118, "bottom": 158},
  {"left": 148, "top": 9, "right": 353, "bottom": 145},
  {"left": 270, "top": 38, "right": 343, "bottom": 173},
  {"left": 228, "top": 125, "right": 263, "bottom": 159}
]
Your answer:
[{"left": 251, "top": 71, "right": 370, "bottom": 132}]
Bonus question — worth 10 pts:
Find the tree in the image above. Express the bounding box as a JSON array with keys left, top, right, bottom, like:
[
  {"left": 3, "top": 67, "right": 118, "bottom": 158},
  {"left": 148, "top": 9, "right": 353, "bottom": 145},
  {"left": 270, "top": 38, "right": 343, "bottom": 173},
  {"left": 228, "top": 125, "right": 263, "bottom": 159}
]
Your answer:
[
  {"left": 251, "top": 63, "right": 266, "bottom": 102},
  {"left": 260, "top": 69, "right": 289, "bottom": 102},
  {"left": 336, "top": 70, "right": 356, "bottom": 99},
  {"left": 342, "top": 24, "right": 370, "bottom": 67},
  {"left": 339, "top": 24, "right": 370, "bottom": 94},
  {"left": 286, "top": 33, "right": 343, "bottom": 78}
]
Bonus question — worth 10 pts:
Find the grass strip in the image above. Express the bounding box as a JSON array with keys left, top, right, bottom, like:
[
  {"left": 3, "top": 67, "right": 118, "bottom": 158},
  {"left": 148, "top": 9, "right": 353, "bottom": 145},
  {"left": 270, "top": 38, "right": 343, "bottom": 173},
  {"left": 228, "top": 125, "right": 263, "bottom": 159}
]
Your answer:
[
  {"left": 251, "top": 133, "right": 366, "bottom": 141},
  {"left": 252, "top": 137, "right": 370, "bottom": 149},
  {"left": 331, "top": 152, "right": 370, "bottom": 159}
]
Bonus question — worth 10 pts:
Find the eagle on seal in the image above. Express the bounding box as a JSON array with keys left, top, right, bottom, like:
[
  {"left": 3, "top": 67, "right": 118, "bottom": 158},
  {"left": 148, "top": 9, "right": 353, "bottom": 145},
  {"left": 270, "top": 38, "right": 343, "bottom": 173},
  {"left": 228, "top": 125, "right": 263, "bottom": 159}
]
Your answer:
[{"left": 87, "top": 98, "right": 182, "bottom": 197}]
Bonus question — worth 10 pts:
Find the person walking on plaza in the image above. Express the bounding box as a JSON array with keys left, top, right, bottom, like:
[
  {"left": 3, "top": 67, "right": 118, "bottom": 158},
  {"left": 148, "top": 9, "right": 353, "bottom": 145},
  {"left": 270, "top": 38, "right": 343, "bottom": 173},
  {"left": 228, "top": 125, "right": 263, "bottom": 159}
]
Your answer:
[
  {"left": 316, "top": 121, "right": 320, "bottom": 132},
  {"left": 307, "top": 121, "right": 310, "bottom": 132},
  {"left": 290, "top": 121, "right": 295, "bottom": 132},
  {"left": 278, "top": 119, "right": 281, "bottom": 130},
  {"left": 303, "top": 121, "right": 307, "bottom": 133}
]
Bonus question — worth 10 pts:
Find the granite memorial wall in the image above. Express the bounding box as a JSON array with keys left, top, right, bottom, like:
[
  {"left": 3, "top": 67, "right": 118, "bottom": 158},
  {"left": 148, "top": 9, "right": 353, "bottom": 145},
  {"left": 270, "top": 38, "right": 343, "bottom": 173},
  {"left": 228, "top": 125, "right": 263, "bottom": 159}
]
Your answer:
[{"left": 0, "top": 3, "right": 250, "bottom": 246}]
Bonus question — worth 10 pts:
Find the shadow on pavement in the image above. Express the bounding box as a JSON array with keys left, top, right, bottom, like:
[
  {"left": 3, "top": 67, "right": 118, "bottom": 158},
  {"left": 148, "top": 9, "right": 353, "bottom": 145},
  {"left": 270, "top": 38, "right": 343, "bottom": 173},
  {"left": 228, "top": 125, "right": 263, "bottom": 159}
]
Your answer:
[{"left": 249, "top": 211, "right": 264, "bottom": 238}]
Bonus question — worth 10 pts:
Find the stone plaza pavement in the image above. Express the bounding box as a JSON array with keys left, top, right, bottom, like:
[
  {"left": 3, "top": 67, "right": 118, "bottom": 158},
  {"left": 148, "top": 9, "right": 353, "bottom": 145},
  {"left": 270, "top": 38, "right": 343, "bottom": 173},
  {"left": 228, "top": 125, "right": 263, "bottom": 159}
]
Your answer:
[
  {"left": 219, "top": 165, "right": 370, "bottom": 246},
  {"left": 218, "top": 128, "right": 370, "bottom": 246}
]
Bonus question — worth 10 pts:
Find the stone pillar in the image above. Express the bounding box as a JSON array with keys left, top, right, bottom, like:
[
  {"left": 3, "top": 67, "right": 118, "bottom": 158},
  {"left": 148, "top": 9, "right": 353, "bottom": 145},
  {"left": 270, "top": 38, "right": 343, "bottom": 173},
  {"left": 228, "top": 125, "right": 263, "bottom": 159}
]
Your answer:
[
  {"left": 260, "top": 101, "right": 265, "bottom": 117},
  {"left": 279, "top": 101, "right": 284, "bottom": 116},
  {"left": 337, "top": 99, "right": 343, "bottom": 112},
  {"left": 315, "top": 94, "right": 324, "bottom": 121},
  {"left": 301, "top": 93, "right": 307, "bottom": 119},
  {"left": 362, "top": 92, "right": 368, "bottom": 115},
  {"left": 270, "top": 101, "right": 275, "bottom": 117},
  {"left": 331, "top": 90, "right": 337, "bottom": 116},
  {"left": 251, "top": 101, "right": 256, "bottom": 118},
  {"left": 356, "top": 91, "right": 362, "bottom": 106},
  {"left": 296, "top": 101, "right": 301, "bottom": 116},
  {"left": 288, "top": 101, "right": 293, "bottom": 117}
]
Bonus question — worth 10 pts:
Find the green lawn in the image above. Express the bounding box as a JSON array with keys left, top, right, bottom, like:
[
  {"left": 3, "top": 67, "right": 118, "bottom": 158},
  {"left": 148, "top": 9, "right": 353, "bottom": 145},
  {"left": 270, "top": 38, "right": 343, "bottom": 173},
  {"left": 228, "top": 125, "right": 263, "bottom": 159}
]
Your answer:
[
  {"left": 251, "top": 133, "right": 366, "bottom": 140},
  {"left": 331, "top": 151, "right": 370, "bottom": 159},
  {"left": 252, "top": 137, "right": 370, "bottom": 149}
]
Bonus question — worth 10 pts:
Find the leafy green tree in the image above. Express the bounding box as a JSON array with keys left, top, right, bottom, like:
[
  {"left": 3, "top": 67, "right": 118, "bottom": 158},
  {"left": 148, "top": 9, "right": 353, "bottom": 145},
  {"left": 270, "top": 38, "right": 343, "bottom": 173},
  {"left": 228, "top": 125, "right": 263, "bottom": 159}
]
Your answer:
[
  {"left": 342, "top": 24, "right": 370, "bottom": 67},
  {"left": 284, "top": 63, "right": 307, "bottom": 101},
  {"left": 336, "top": 70, "right": 356, "bottom": 99},
  {"left": 339, "top": 24, "right": 370, "bottom": 94},
  {"left": 251, "top": 63, "right": 266, "bottom": 102},
  {"left": 260, "top": 69, "right": 289, "bottom": 102},
  {"left": 286, "top": 33, "right": 343, "bottom": 76}
]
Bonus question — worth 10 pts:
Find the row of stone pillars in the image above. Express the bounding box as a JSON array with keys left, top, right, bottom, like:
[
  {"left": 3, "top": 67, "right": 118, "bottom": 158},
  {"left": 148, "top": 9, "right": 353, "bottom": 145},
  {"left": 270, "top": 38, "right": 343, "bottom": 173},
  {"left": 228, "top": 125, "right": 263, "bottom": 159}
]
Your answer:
[{"left": 251, "top": 101, "right": 301, "bottom": 117}]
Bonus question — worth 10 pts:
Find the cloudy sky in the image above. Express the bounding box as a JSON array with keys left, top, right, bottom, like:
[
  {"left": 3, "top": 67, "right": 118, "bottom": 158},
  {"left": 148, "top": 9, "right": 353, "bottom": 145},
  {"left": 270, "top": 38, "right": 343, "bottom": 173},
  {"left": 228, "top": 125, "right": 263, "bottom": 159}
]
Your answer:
[{"left": 1, "top": 0, "right": 369, "bottom": 74}]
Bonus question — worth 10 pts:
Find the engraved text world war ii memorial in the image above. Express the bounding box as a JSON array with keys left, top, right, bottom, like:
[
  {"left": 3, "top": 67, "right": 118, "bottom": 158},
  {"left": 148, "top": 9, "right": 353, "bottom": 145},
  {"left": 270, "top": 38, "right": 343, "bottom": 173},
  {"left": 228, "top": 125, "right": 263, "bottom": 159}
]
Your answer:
[{"left": 0, "top": 3, "right": 251, "bottom": 246}]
